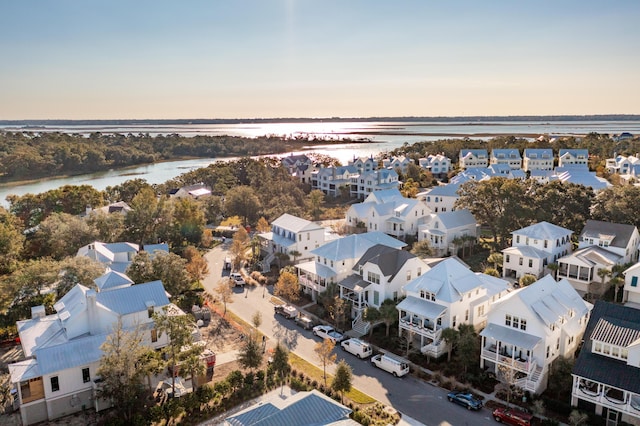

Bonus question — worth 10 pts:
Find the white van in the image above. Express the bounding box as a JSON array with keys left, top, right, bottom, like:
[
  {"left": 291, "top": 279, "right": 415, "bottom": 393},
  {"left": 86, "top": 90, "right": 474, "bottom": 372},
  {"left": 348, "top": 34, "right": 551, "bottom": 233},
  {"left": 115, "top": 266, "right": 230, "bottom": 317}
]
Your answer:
[
  {"left": 340, "top": 338, "right": 373, "bottom": 359},
  {"left": 371, "top": 353, "right": 410, "bottom": 377}
]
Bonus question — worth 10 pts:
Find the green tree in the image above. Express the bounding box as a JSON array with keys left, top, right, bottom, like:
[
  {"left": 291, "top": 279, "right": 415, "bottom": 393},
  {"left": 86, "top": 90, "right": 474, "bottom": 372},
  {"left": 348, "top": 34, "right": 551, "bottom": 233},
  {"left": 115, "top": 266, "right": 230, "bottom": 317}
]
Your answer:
[
  {"left": 270, "top": 343, "right": 290, "bottom": 395},
  {"left": 0, "top": 207, "right": 24, "bottom": 274},
  {"left": 307, "top": 190, "right": 325, "bottom": 221},
  {"left": 97, "top": 320, "right": 148, "bottom": 423},
  {"left": 86, "top": 210, "right": 126, "bottom": 242},
  {"left": 154, "top": 310, "right": 195, "bottom": 396},
  {"left": 183, "top": 246, "right": 209, "bottom": 283},
  {"left": 225, "top": 185, "right": 262, "bottom": 226},
  {"left": 410, "top": 240, "right": 434, "bottom": 258},
  {"left": 256, "top": 216, "right": 270, "bottom": 233},
  {"left": 125, "top": 187, "right": 170, "bottom": 246},
  {"left": 483, "top": 267, "right": 500, "bottom": 277},
  {"left": 591, "top": 185, "right": 640, "bottom": 230},
  {"left": 230, "top": 227, "right": 250, "bottom": 271},
  {"left": 104, "top": 178, "right": 152, "bottom": 204},
  {"left": 238, "top": 336, "right": 263, "bottom": 372},
  {"left": 519, "top": 274, "right": 538, "bottom": 287},
  {"left": 28, "top": 212, "right": 98, "bottom": 260},
  {"left": 533, "top": 181, "right": 594, "bottom": 234},
  {"left": 487, "top": 252, "right": 503, "bottom": 270},
  {"left": 456, "top": 324, "right": 478, "bottom": 374},
  {"left": 169, "top": 197, "right": 206, "bottom": 248},
  {"left": 314, "top": 338, "right": 337, "bottom": 387},
  {"left": 127, "top": 251, "right": 191, "bottom": 297},
  {"left": 379, "top": 299, "right": 398, "bottom": 337},
  {"left": 331, "top": 359, "right": 353, "bottom": 404},
  {"left": 363, "top": 306, "right": 381, "bottom": 338},
  {"left": 274, "top": 270, "right": 300, "bottom": 303},
  {"left": 441, "top": 327, "right": 459, "bottom": 363},
  {"left": 597, "top": 268, "right": 612, "bottom": 294}
]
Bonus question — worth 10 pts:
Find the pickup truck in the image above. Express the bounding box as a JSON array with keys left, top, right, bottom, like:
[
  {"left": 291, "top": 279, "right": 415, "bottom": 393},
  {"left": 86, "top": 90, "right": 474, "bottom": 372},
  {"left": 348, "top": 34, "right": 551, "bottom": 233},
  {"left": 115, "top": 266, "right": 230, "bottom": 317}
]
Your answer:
[
  {"left": 312, "top": 325, "right": 344, "bottom": 343},
  {"left": 229, "top": 272, "right": 245, "bottom": 287}
]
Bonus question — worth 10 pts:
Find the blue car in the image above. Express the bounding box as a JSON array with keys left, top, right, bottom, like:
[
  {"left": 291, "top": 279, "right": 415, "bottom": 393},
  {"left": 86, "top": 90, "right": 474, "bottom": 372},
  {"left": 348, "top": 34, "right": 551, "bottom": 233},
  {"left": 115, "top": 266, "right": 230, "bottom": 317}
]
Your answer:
[{"left": 447, "top": 391, "right": 483, "bottom": 410}]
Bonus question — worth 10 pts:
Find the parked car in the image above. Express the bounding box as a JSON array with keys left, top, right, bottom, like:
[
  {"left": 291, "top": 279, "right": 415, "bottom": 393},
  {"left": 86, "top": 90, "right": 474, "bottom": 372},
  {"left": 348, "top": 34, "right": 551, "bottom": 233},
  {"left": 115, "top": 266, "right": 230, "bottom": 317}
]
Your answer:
[
  {"left": 492, "top": 407, "right": 533, "bottom": 425},
  {"left": 295, "top": 315, "right": 315, "bottom": 330},
  {"left": 312, "top": 325, "right": 344, "bottom": 343},
  {"left": 341, "top": 338, "right": 373, "bottom": 359},
  {"left": 370, "top": 353, "right": 409, "bottom": 377},
  {"left": 229, "top": 272, "right": 245, "bottom": 287},
  {"left": 224, "top": 257, "right": 232, "bottom": 270},
  {"left": 447, "top": 391, "right": 483, "bottom": 411},
  {"left": 274, "top": 304, "right": 298, "bottom": 319}
]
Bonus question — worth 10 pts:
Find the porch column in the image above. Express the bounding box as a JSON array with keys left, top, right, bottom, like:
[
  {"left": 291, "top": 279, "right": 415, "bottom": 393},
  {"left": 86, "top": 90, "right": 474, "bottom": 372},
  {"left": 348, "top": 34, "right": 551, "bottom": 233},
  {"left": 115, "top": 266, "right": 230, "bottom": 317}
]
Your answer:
[{"left": 480, "top": 336, "right": 486, "bottom": 369}]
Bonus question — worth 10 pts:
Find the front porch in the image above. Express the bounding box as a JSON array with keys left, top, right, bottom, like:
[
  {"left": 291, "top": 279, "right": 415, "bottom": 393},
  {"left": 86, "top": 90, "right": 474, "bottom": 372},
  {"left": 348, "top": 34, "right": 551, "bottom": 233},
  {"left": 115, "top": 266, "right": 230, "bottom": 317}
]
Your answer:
[
  {"left": 572, "top": 376, "right": 640, "bottom": 422},
  {"left": 296, "top": 261, "right": 335, "bottom": 302},
  {"left": 396, "top": 296, "right": 447, "bottom": 354}
]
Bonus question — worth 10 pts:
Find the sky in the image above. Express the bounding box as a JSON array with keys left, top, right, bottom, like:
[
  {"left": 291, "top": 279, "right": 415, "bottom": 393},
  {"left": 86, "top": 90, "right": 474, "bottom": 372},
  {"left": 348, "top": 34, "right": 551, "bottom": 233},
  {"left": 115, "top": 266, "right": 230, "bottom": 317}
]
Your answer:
[{"left": 1, "top": 1, "right": 639, "bottom": 120}]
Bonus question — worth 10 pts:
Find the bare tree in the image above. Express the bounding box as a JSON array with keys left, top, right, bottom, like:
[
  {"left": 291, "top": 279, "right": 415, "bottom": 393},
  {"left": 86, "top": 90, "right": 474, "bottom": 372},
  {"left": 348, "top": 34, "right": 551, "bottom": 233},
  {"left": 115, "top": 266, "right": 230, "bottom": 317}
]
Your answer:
[
  {"left": 215, "top": 278, "right": 234, "bottom": 316},
  {"left": 314, "top": 338, "right": 337, "bottom": 387}
]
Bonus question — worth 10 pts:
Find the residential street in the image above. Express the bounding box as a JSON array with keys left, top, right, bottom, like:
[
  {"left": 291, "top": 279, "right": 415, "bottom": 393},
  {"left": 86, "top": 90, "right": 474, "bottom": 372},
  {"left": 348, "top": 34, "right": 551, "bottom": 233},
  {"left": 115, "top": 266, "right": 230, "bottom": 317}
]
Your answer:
[{"left": 202, "top": 243, "right": 499, "bottom": 426}]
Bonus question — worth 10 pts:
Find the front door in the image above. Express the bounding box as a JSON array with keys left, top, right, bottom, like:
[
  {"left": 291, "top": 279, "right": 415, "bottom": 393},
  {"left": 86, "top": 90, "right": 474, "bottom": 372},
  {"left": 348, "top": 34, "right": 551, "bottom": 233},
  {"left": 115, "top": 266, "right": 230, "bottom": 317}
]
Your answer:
[{"left": 605, "top": 408, "right": 620, "bottom": 426}]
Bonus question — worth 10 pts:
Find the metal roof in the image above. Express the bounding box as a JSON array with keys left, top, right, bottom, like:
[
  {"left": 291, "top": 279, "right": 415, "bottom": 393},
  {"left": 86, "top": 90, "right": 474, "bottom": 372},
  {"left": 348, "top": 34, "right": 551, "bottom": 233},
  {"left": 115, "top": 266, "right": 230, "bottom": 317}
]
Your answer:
[
  {"left": 480, "top": 323, "right": 542, "bottom": 350},
  {"left": 396, "top": 296, "right": 447, "bottom": 319},
  {"left": 511, "top": 221, "right": 572, "bottom": 240},
  {"left": 296, "top": 261, "right": 335, "bottom": 279},
  {"left": 36, "top": 333, "right": 107, "bottom": 376},
  {"left": 96, "top": 280, "right": 169, "bottom": 315},
  {"left": 311, "top": 232, "right": 405, "bottom": 262}
]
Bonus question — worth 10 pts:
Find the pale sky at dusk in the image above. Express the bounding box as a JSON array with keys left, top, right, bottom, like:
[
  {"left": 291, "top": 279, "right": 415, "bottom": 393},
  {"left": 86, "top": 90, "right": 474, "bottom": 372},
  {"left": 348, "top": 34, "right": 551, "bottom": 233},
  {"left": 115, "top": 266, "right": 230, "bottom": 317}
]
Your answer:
[{"left": 1, "top": 1, "right": 639, "bottom": 120}]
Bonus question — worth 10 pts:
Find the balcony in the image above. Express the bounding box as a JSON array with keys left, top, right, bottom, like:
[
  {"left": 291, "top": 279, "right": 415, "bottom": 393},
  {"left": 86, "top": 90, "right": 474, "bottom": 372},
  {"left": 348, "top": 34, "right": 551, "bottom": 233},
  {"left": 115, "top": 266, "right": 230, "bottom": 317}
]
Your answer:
[
  {"left": 481, "top": 345, "right": 531, "bottom": 373},
  {"left": 421, "top": 339, "right": 448, "bottom": 358},
  {"left": 298, "top": 276, "right": 326, "bottom": 292},
  {"left": 399, "top": 316, "right": 441, "bottom": 340},
  {"left": 574, "top": 378, "right": 635, "bottom": 415}
]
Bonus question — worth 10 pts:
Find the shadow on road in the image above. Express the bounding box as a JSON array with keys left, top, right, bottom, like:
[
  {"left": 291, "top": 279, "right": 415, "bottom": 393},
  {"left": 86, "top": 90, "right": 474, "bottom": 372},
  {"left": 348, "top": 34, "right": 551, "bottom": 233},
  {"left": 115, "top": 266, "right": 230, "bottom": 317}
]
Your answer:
[{"left": 272, "top": 321, "right": 300, "bottom": 351}]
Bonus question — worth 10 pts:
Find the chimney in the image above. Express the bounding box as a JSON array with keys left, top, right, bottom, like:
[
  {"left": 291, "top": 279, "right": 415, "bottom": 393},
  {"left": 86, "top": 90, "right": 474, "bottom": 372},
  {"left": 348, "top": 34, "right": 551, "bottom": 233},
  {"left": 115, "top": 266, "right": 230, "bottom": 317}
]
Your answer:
[
  {"left": 86, "top": 290, "right": 99, "bottom": 335},
  {"left": 31, "top": 305, "right": 46, "bottom": 319}
]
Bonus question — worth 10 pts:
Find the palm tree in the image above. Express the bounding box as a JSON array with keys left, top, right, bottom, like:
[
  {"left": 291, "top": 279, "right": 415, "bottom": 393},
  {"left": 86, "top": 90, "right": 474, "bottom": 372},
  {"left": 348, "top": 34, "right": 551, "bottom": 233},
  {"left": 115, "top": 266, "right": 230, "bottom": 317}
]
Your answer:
[
  {"left": 547, "top": 263, "right": 559, "bottom": 280},
  {"left": 441, "top": 327, "right": 459, "bottom": 362},
  {"left": 487, "top": 252, "right": 504, "bottom": 271},
  {"left": 451, "top": 236, "right": 463, "bottom": 257},
  {"left": 597, "top": 268, "right": 612, "bottom": 294}
]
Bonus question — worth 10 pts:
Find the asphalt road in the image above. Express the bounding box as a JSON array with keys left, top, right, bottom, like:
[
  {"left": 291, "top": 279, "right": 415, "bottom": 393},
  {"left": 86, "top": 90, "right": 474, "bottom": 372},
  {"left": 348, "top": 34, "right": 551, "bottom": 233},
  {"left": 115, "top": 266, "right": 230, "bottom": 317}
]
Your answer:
[{"left": 202, "top": 243, "right": 499, "bottom": 426}]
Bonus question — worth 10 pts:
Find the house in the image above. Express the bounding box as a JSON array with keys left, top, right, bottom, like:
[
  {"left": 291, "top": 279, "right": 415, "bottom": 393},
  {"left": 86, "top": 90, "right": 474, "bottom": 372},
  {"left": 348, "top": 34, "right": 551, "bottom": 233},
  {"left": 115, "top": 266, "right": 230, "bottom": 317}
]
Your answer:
[
  {"left": 84, "top": 201, "right": 132, "bottom": 217},
  {"left": 555, "top": 166, "right": 611, "bottom": 192},
  {"left": 418, "top": 182, "right": 461, "bottom": 213},
  {"left": 224, "top": 389, "right": 355, "bottom": 426},
  {"left": 481, "top": 275, "right": 591, "bottom": 395},
  {"left": 605, "top": 154, "right": 640, "bottom": 176},
  {"left": 490, "top": 149, "right": 522, "bottom": 170},
  {"left": 579, "top": 220, "right": 640, "bottom": 264},
  {"left": 556, "top": 246, "right": 624, "bottom": 297},
  {"left": 296, "top": 232, "right": 406, "bottom": 301},
  {"left": 502, "top": 221, "right": 573, "bottom": 280},
  {"left": 622, "top": 262, "right": 640, "bottom": 306},
  {"left": 281, "top": 153, "right": 314, "bottom": 184},
  {"left": 613, "top": 132, "right": 634, "bottom": 142},
  {"left": 418, "top": 154, "right": 452, "bottom": 176},
  {"left": 523, "top": 149, "right": 554, "bottom": 172},
  {"left": 348, "top": 155, "right": 378, "bottom": 173},
  {"left": 258, "top": 214, "right": 327, "bottom": 266},
  {"left": 459, "top": 149, "right": 489, "bottom": 169},
  {"left": 417, "top": 209, "right": 478, "bottom": 257},
  {"left": 8, "top": 280, "right": 175, "bottom": 425},
  {"left": 383, "top": 155, "right": 411, "bottom": 174},
  {"left": 169, "top": 183, "right": 212, "bottom": 199},
  {"left": 77, "top": 241, "right": 169, "bottom": 274},
  {"left": 558, "top": 149, "right": 589, "bottom": 168},
  {"left": 571, "top": 301, "right": 640, "bottom": 425},
  {"left": 345, "top": 189, "right": 430, "bottom": 239},
  {"left": 311, "top": 165, "right": 358, "bottom": 197},
  {"left": 397, "top": 257, "right": 511, "bottom": 358},
  {"left": 338, "top": 245, "right": 430, "bottom": 334},
  {"left": 349, "top": 168, "right": 400, "bottom": 199}
]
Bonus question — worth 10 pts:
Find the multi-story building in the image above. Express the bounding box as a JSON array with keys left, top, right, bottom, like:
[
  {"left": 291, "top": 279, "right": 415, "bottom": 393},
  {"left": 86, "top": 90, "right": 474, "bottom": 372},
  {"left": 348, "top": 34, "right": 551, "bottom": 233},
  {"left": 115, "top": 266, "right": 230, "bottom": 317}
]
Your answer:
[
  {"left": 459, "top": 149, "right": 489, "bottom": 169},
  {"left": 418, "top": 154, "right": 452, "bottom": 176},
  {"left": 558, "top": 149, "right": 589, "bottom": 168},
  {"left": 523, "top": 149, "right": 554, "bottom": 172},
  {"left": 417, "top": 209, "right": 477, "bottom": 257},
  {"left": 258, "top": 214, "right": 327, "bottom": 266},
  {"left": 490, "top": 149, "right": 522, "bottom": 170},
  {"left": 349, "top": 169, "right": 400, "bottom": 199},
  {"left": 481, "top": 275, "right": 591, "bottom": 394}
]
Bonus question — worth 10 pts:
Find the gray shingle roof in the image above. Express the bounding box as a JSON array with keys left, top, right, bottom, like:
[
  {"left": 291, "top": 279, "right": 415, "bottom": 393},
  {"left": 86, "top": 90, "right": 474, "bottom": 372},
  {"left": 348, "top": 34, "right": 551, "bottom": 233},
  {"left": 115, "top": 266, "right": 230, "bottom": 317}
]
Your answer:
[
  {"left": 580, "top": 219, "right": 638, "bottom": 249},
  {"left": 354, "top": 244, "right": 416, "bottom": 280}
]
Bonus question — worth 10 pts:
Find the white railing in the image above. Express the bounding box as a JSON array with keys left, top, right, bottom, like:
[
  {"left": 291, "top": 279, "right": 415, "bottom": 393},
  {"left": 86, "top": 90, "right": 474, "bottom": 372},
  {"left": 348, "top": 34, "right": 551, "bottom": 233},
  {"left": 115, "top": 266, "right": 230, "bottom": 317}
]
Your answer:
[{"left": 481, "top": 347, "right": 531, "bottom": 372}]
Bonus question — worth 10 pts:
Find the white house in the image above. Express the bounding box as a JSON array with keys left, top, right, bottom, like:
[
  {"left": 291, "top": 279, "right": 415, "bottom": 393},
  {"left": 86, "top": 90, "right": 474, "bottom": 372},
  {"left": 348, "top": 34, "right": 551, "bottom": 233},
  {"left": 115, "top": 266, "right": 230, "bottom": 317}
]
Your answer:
[
  {"left": 338, "top": 245, "right": 430, "bottom": 334},
  {"left": 77, "top": 241, "right": 169, "bottom": 274},
  {"left": 459, "top": 149, "right": 489, "bottom": 169},
  {"left": 296, "top": 232, "right": 406, "bottom": 301},
  {"left": 578, "top": 219, "right": 640, "bottom": 264},
  {"left": 622, "top": 262, "right": 640, "bottom": 306},
  {"left": 571, "top": 301, "right": 640, "bottom": 425},
  {"left": 258, "top": 214, "right": 327, "bottom": 267},
  {"left": 502, "top": 221, "right": 573, "bottom": 280},
  {"left": 349, "top": 169, "right": 400, "bottom": 199},
  {"left": 558, "top": 149, "right": 589, "bottom": 168},
  {"left": 281, "top": 153, "right": 314, "bottom": 184},
  {"left": 348, "top": 156, "right": 378, "bottom": 173},
  {"left": 523, "top": 149, "right": 554, "bottom": 172},
  {"left": 490, "top": 149, "right": 522, "bottom": 170},
  {"left": 397, "top": 258, "right": 510, "bottom": 358},
  {"left": 8, "top": 280, "right": 175, "bottom": 425},
  {"left": 481, "top": 275, "right": 591, "bottom": 395},
  {"left": 557, "top": 246, "right": 624, "bottom": 296},
  {"left": 605, "top": 154, "right": 640, "bottom": 176},
  {"left": 345, "top": 189, "right": 430, "bottom": 239},
  {"left": 383, "top": 155, "right": 412, "bottom": 174},
  {"left": 311, "top": 165, "right": 358, "bottom": 197},
  {"left": 417, "top": 182, "right": 461, "bottom": 214},
  {"left": 169, "top": 183, "right": 212, "bottom": 199},
  {"left": 417, "top": 209, "right": 477, "bottom": 257},
  {"left": 418, "top": 154, "right": 452, "bottom": 176}
]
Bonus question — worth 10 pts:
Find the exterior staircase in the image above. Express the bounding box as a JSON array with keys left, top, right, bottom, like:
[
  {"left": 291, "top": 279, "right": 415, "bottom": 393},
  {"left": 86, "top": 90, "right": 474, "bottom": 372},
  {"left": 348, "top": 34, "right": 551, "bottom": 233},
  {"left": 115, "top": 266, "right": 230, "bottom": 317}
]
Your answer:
[
  {"left": 261, "top": 253, "right": 275, "bottom": 273},
  {"left": 350, "top": 314, "right": 371, "bottom": 337}
]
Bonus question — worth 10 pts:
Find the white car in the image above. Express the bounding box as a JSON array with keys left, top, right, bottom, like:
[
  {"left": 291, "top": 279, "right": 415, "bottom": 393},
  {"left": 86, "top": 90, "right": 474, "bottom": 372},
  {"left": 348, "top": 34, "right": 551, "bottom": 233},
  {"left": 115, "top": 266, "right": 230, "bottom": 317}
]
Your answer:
[
  {"left": 312, "top": 325, "right": 344, "bottom": 343},
  {"left": 229, "top": 272, "right": 245, "bottom": 287}
]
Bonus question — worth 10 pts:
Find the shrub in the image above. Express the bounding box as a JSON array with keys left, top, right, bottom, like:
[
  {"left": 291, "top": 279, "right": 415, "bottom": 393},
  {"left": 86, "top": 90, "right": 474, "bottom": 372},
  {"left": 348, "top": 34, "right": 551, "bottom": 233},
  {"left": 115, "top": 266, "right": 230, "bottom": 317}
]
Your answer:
[{"left": 289, "top": 377, "right": 309, "bottom": 392}]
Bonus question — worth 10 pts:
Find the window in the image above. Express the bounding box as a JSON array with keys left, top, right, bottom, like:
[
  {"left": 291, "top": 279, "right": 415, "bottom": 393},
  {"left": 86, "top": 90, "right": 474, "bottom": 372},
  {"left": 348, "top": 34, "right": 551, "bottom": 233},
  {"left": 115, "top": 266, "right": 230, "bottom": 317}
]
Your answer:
[
  {"left": 544, "top": 240, "right": 548, "bottom": 248},
  {"left": 516, "top": 235, "right": 520, "bottom": 243},
  {"left": 406, "top": 271, "right": 412, "bottom": 281},
  {"left": 465, "top": 309, "right": 469, "bottom": 321},
  {"left": 307, "top": 232, "right": 310, "bottom": 240},
  {"left": 151, "top": 329, "right": 158, "bottom": 343},
  {"left": 420, "top": 290, "right": 436, "bottom": 301},
  {"left": 417, "top": 267, "right": 422, "bottom": 277},
  {"left": 506, "top": 255, "right": 510, "bottom": 263},
  {"left": 478, "top": 305, "right": 485, "bottom": 316},
  {"left": 452, "top": 315, "right": 457, "bottom": 328},
  {"left": 82, "top": 367, "right": 90, "bottom": 383},
  {"left": 367, "top": 272, "right": 380, "bottom": 284},
  {"left": 20, "top": 380, "right": 31, "bottom": 399},
  {"left": 505, "top": 314, "right": 512, "bottom": 327},
  {"left": 528, "top": 259, "right": 533, "bottom": 268},
  {"left": 519, "top": 258, "right": 523, "bottom": 266},
  {"left": 373, "top": 291, "right": 380, "bottom": 306},
  {"left": 546, "top": 346, "right": 550, "bottom": 358},
  {"left": 393, "top": 291, "right": 398, "bottom": 301},
  {"left": 520, "top": 319, "right": 527, "bottom": 330},
  {"left": 632, "top": 276, "right": 638, "bottom": 287},
  {"left": 147, "top": 306, "right": 154, "bottom": 318},
  {"left": 51, "top": 376, "right": 60, "bottom": 392}
]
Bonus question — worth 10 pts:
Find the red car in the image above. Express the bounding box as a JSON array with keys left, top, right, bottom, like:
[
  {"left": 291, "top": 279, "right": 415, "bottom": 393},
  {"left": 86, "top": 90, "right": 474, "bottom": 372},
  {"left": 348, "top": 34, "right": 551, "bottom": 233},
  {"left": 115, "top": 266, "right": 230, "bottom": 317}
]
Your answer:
[{"left": 492, "top": 407, "right": 533, "bottom": 426}]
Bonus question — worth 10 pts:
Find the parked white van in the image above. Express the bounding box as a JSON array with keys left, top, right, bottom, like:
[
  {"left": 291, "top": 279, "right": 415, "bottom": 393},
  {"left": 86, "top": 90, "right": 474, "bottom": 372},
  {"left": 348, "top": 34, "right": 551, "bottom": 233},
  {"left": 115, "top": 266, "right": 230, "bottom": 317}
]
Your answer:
[
  {"left": 371, "top": 353, "right": 409, "bottom": 377},
  {"left": 340, "top": 338, "right": 373, "bottom": 359}
]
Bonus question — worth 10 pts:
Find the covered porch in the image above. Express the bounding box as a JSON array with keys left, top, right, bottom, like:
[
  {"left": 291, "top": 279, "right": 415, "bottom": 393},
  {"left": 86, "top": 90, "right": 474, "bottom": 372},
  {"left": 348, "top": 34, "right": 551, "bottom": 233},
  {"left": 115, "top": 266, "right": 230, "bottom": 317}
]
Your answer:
[
  {"left": 338, "top": 274, "right": 371, "bottom": 315},
  {"left": 396, "top": 296, "right": 446, "bottom": 351},
  {"left": 297, "top": 261, "right": 335, "bottom": 302},
  {"left": 480, "top": 323, "right": 542, "bottom": 382},
  {"left": 385, "top": 217, "right": 406, "bottom": 239}
]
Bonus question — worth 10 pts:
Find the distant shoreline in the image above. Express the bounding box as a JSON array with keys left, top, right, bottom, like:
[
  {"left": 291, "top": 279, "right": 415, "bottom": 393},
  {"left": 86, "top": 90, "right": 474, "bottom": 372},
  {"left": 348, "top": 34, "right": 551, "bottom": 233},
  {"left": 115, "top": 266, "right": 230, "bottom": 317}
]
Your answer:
[{"left": 1, "top": 114, "right": 640, "bottom": 126}]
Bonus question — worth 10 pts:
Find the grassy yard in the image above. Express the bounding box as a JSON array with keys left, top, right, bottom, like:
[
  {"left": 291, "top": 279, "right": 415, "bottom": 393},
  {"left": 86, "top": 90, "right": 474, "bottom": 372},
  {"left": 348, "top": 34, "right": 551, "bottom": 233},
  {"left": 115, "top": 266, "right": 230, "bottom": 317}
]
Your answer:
[{"left": 288, "top": 352, "right": 376, "bottom": 404}]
